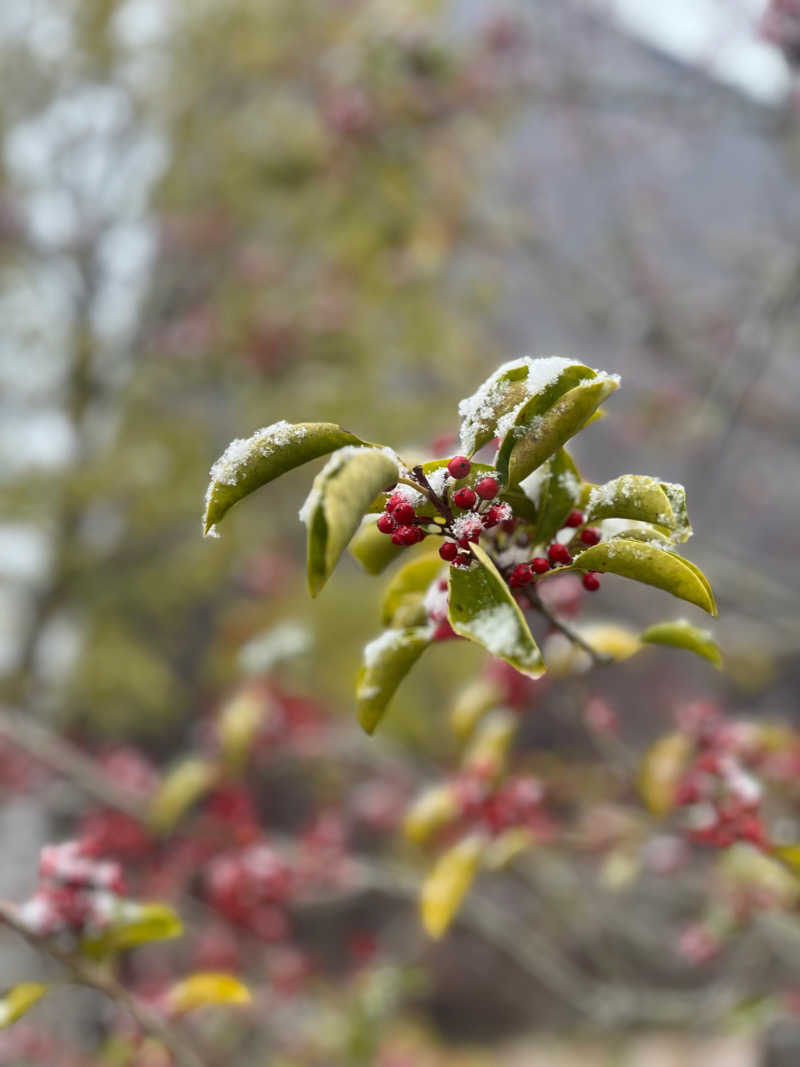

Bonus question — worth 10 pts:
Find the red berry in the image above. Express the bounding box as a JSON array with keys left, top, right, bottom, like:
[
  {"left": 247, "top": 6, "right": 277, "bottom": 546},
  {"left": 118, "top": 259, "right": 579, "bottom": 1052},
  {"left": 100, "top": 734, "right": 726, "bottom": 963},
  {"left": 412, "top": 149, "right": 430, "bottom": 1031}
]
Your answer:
[
  {"left": 508, "top": 564, "right": 532, "bottom": 588},
  {"left": 439, "top": 540, "right": 458, "bottom": 562},
  {"left": 475, "top": 476, "right": 499, "bottom": 500},
  {"left": 455, "top": 551, "right": 473, "bottom": 568},
  {"left": 386, "top": 492, "right": 405, "bottom": 512},
  {"left": 377, "top": 513, "right": 396, "bottom": 534},
  {"left": 500, "top": 517, "right": 516, "bottom": 533},
  {"left": 582, "top": 572, "right": 600, "bottom": 591},
  {"left": 548, "top": 543, "right": 572, "bottom": 566},
  {"left": 453, "top": 487, "right": 477, "bottom": 510},
  {"left": 530, "top": 557, "right": 550, "bottom": 574},
  {"left": 393, "top": 502, "right": 415, "bottom": 524},
  {"left": 580, "top": 527, "right": 601, "bottom": 546},
  {"left": 447, "top": 455, "right": 471, "bottom": 479},
  {"left": 565, "top": 509, "right": 584, "bottom": 527},
  {"left": 391, "top": 528, "right": 416, "bottom": 546}
]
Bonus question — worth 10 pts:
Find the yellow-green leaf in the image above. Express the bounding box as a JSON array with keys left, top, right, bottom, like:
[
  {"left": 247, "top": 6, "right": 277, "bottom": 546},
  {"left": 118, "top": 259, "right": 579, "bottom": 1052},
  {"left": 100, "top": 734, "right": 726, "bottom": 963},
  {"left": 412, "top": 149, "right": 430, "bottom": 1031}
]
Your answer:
[
  {"left": 303, "top": 447, "right": 399, "bottom": 597},
  {"left": 638, "top": 732, "right": 693, "bottom": 817},
  {"left": 217, "top": 687, "right": 272, "bottom": 773},
  {"left": 356, "top": 626, "right": 432, "bottom": 734},
  {"left": 449, "top": 677, "right": 503, "bottom": 739},
  {"left": 148, "top": 758, "right": 218, "bottom": 835},
  {"left": 461, "top": 709, "right": 516, "bottom": 779},
  {"left": 421, "top": 833, "right": 485, "bottom": 939},
  {"left": 530, "top": 449, "right": 583, "bottom": 547},
  {"left": 584, "top": 475, "right": 676, "bottom": 531},
  {"left": 349, "top": 514, "right": 406, "bottom": 574},
  {"left": 571, "top": 540, "right": 716, "bottom": 615},
  {"left": 166, "top": 973, "right": 251, "bottom": 1015},
  {"left": 381, "top": 555, "right": 444, "bottom": 627},
  {"left": 203, "top": 421, "right": 365, "bottom": 535},
  {"left": 483, "top": 828, "right": 534, "bottom": 870},
  {"left": 448, "top": 543, "right": 544, "bottom": 677},
  {"left": 404, "top": 785, "right": 458, "bottom": 845},
  {"left": 82, "top": 902, "right": 183, "bottom": 958},
  {"left": 0, "top": 983, "right": 47, "bottom": 1028},
  {"left": 641, "top": 619, "right": 722, "bottom": 668},
  {"left": 457, "top": 360, "right": 541, "bottom": 456}
]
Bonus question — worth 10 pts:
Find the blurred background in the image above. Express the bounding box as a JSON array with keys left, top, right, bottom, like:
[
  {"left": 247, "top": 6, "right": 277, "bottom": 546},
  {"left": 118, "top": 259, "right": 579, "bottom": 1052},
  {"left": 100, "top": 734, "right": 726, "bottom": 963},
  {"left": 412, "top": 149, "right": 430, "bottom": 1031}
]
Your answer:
[{"left": 1, "top": 1, "right": 800, "bottom": 1064}]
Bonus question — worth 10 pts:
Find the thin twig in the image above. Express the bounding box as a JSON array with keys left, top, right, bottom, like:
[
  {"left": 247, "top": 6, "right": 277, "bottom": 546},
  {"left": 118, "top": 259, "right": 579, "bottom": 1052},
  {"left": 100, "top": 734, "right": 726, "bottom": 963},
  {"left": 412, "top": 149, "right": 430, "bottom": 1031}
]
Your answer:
[{"left": 526, "top": 587, "right": 613, "bottom": 667}]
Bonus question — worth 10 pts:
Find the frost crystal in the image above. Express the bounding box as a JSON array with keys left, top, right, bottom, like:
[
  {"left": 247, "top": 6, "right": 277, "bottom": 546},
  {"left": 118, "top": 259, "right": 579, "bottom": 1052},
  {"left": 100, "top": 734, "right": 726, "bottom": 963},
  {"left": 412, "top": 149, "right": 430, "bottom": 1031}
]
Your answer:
[{"left": 208, "top": 421, "right": 307, "bottom": 489}]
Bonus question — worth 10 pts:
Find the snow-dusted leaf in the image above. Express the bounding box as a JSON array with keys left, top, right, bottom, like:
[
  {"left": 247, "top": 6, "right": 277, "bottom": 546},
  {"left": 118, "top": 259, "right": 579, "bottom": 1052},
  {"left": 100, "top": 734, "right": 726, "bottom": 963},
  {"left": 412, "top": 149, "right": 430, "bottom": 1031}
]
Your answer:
[
  {"left": 356, "top": 626, "right": 432, "bottom": 734},
  {"left": 0, "top": 983, "right": 48, "bottom": 1028},
  {"left": 381, "top": 555, "right": 444, "bottom": 626},
  {"left": 82, "top": 902, "right": 183, "bottom": 958},
  {"left": 585, "top": 475, "right": 692, "bottom": 542},
  {"left": 148, "top": 758, "right": 218, "bottom": 834},
  {"left": 641, "top": 619, "right": 722, "bottom": 668},
  {"left": 638, "top": 732, "right": 693, "bottom": 817},
  {"left": 530, "top": 449, "right": 584, "bottom": 547},
  {"left": 498, "top": 375, "right": 619, "bottom": 488},
  {"left": 302, "top": 447, "right": 399, "bottom": 597},
  {"left": 421, "top": 833, "right": 485, "bottom": 939},
  {"left": 203, "top": 422, "right": 365, "bottom": 535},
  {"left": 404, "top": 785, "right": 458, "bottom": 845},
  {"left": 166, "top": 973, "right": 251, "bottom": 1015},
  {"left": 448, "top": 543, "right": 544, "bottom": 677},
  {"left": 571, "top": 540, "right": 717, "bottom": 615}
]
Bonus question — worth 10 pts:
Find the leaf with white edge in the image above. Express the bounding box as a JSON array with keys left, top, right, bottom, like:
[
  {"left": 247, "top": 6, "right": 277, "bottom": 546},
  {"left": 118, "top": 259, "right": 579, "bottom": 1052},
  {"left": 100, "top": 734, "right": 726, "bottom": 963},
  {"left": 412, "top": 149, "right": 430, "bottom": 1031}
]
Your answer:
[
  {"left": 203, "top": 422, "right": 365, "bottom": 535},
  {"left": 148, "top": 758, "right": 218, "bottom": 835},
  {"left": 356, "top": 626, "right": 433, "bottom": 734},
  {"left": 499, "top": 375, "right": 619, "bottom": 488},
  {"left": 638, "top": 732, "right": 693, "bottom": 817},
  {"left": 571, "top": 540, "right": 716, "bottom": 615},
  {"left": 641, "top": 619, "right": 722, "bottom": 668},
  {"left": 448, "top": 543, "right": 544, "bottom": 677},
  {"left": 421, "top": 833, "right": 485, "bottom": 939},
  {"left": 82, "top": 902, "right": 183, "bottom": 958},
  {"left": 585, "top": 475, "right": 676, "bottom": 533},
  {"left": 302, "top": 447, "right": 399, "bottom": 597},
  {"left": 381, "top": 556, "right": 444, "bottom": 626},
  {"left": 0, "top": 983, "right": 47, "bottom": 1028},
  {"left": 166, "top": 973, "right": 251, "bottom": 1015},
  {"left": 404, "top": 785, "right": 458, "bottom": 845},
  {"left": 529, "top": 449, "right": 584, "bottom": 547}
]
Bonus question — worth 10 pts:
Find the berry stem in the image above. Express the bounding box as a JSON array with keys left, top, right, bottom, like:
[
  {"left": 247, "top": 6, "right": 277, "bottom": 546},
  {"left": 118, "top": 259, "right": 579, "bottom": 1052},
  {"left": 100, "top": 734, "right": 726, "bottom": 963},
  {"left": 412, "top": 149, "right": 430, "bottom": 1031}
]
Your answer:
[{"left": 525, "top": 586, "right": 613, "bottom": 667}]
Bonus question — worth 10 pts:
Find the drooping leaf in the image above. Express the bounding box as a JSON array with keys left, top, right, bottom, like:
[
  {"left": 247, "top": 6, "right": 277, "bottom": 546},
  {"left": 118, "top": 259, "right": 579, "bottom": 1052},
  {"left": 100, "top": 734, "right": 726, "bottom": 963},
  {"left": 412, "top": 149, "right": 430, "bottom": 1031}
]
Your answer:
[
  {"left": 148, "top": 758, "right": 218, "bottom": 835},
  {"left": 381, "top": 555, "right": 444, "bottom": 627},
  {"left": 166, "top": 973, "right": 252, "bottom": 1015},
  {"left": 498, "top": 375, "right": 619, "bottom": 487},
  {"left": 302, "top": 447, "right": 399, "bottom": 597},
  {"left": 356, "top": 626, "right": 433, "bottom": 734},
  {"left": 638, "top": 732, "right": 693, "bottom": 817},
  {"left": 203, "top": 421, "right": 365, "bottom": 535},
  {"left": 571, "top": 540, "right": 717, "bottom": 615},
  {"left": 447, "top": 543, "right": 544, "bottom": 677},
  {"left": 585, "top": 475, "right": 676, "bottom": 531},
  {"left": 404, "top": 785, "right": 459, "bottom": 845},
  {"left": 641, "top": 619, "right": 722, "bottom": 668},
  {"left": 0, "top": 983, "right": 48, "bottom": 1028},
  {"left": 529, "top": 449, "right": 584, "bottom": 547},
  {"left": 82, "top": 902, "right": 183, "bottom": 958},
  {"left": 421, "top": 833, "right": 485, "bottom": 939}
]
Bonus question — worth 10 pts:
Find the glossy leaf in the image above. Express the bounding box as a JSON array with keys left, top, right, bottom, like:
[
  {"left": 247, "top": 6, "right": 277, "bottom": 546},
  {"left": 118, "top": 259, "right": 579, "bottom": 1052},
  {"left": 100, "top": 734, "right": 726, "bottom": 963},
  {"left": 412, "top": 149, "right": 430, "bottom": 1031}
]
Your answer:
[
  {"left": 303, "top": 447, "right": 399, "bottom": 597},
  {"left": 571, "top": 540, "right": 716, "bottom": 615},
  {"left": 148, "top": 758, "right": 218, "bottom": 834},
  {"left": 166, "top": 973, "right": 251, "bottom": 1015},
  {"left": 356, "top": 626, "right": 432, "bottom": 734},
  {"left": 82, "top": 902, "right": 183, "bottom": 958},
  {"left": 204, "top": 421, "right": 365, "bottom": 535},
  {"left": 499, "top": 375, "right": 619, "bottom": 488},
  {"left": 641, "top": 619, "right": 722, "bottom": 668},
  {"left": 457, "top": 360, "right": 541, "bottom": 456},
  {"left": 349, "top": 514, "right": 407, "bottom": 574},
  {"left": 421, "top": 833, "right": 485, "bottom": 939},
  {"left": 530, "top": 449, "right": 583, "bottom": 547},
  {"left": 404, "top": 785, "right": 458, "bottom": 845},
  {"left": 448, "top": 543, "right": 544, "bottom": 676},
  {"left": 381, "top": 555, "right": 444, "bottom": 627},
  {"left": 0, "top": 983, "right": 47, "bottom": 1028},
  {"left": 575, "top": 622, "right": 641, "bottom": 661},
  {"left": 638, "top": 732, "right": 693, "bottom": 817},
  {"left": 585, "top": 475, "right": 676, "bottom": 530}
]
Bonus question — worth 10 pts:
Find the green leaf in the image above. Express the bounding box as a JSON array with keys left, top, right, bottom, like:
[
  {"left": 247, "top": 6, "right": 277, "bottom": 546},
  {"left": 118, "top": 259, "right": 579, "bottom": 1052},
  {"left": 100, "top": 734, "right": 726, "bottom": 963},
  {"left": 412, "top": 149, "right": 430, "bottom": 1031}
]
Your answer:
[
  {"left": 357, "top": 626, "right": 432, "bottom": 734},
  {"left": 302, "top": 447, "right": 399, "bottom": 597},
  {"left": 204, "top": 421, "right": 365, "bottom": 535},
  {"left": 349, "top": 514, "right": 406, "bottom": 574},
  {"left": 148, "top": 758, "right": 218, "bottom": 835},
  {"left": 457, "top": 361, "right": 538, "bottom": 456},
  {"left": 571, "top": 540, "right": 717, "bottom": 615},
  {"left": 584, "top": 475, "right": 676, "bottom": 531},
  {"left": 380, "top": 555, "right": 444, "bottom": 626},
  {"left": 501, "top": 377, "right": 620, "bottom": 488},
  {"left": 641, "top": 619, "right": 722, "bottom": 668},
  {"left": 404, "top": 785, "right": 459, "bottom": 845},
  {"left": 166, "top": 973, "right": 252, "bottom": 1015},
  {"left": 421, "top": 833, "right": 485, "bottom": 939},
  {"left": 0, "top": 983, "right": 48, "bottom": 1028},
  {"left": 530, "top": 449, "right": 583, "bottom": 547},
  {"left": 82, "top": 902, "right": 183, "bottom": 958},
  {"left": 447, "top": 543, "right": 544, "bottom": 676}
]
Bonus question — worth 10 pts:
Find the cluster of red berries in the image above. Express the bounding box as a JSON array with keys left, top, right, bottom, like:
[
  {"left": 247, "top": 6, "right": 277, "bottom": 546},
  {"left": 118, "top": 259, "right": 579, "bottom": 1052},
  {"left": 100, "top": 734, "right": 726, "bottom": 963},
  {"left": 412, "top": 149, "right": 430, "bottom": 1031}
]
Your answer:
[
  {"left": 453, "top": 773, "right": 554, "bottom": 838},
  {"left": 206, "top": 840, "right": 294, "bottom": 940},
  {"left": 18, "top": 840, "right": 127, "bottom": 938},
  {"left": 376, "top": 490, "right": 428, "bottom": 546},
  {"left": 506, "top": 509, "right": 602, "bottom": 592}
]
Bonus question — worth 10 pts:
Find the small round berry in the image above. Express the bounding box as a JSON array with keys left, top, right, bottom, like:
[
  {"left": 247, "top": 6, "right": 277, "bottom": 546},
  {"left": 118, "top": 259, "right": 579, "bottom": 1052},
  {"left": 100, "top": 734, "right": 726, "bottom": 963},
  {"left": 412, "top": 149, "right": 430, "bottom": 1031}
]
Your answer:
[
  {"left": 500, "top": 517, "right": 516, "bottom": 533},
  {"left": 392, "top": 527, "right": 419, "bottom": 546},
  {"left": 482, "top": 505, "right": 505, "bottom": 528},
  {"left": 455, "top": 551, "right": 473, "bottom": 568},
  {"left": 447, "top": 455, "right": 471, "bottom": 479},
  {"left": 530, "top": 557, "right": 550, "bottom": 574},
  {"left": 548, "top": 543, "right": 572, "bottom": 566},
  {"left": 508, "top": 563, "right": 532, "bottom": 588},
  {"left": 565, "top": 509, "right": 584, "bottom": 528},
  {"left": 582, "top": 571, "right": 600, "bottom": 591},
  {"left": 393, "top": 502, "right": 415, "bottom": 525},
  {"left": 580, "top": 527, "right": 601, "bottom": 546},
  {"left": 453, "top": 486, "right": 477, "bottom": 510},
  {"left": 376, "top": 513, "right": 396, "bottom": 534},
  {"left": 406, "top": 526, "right": 425, "bottom": 544},
  {"left": 386, "top": 492, "right": 405, "bottom": 513},
  {"left": 439, "top": 540, "right": 458, "bottom": 562},
  {"left": 475, "top": 476, "right": 499, "bottom": 500}
]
